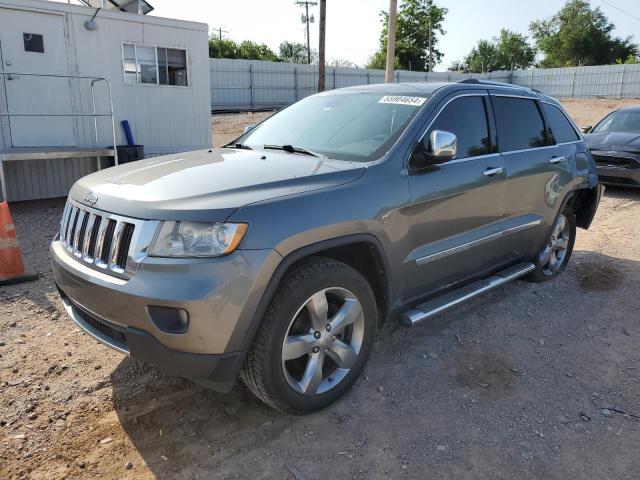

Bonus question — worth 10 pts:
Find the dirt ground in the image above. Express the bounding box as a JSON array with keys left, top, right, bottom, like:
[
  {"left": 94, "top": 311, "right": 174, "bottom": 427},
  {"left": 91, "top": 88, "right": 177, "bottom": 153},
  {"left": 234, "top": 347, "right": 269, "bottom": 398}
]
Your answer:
[{"left": 2, "top": 100, "right": 640, "bottom": 480}]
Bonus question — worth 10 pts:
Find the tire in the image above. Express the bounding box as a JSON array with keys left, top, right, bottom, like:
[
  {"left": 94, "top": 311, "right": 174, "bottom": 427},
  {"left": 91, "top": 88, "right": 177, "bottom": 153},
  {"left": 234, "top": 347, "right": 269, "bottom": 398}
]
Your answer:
[
  {"left": 526, "top": 206, "right": 576, "bottom": 283},
  {"left": 241, "top": 257, "right": 377, "bottom": 414}
]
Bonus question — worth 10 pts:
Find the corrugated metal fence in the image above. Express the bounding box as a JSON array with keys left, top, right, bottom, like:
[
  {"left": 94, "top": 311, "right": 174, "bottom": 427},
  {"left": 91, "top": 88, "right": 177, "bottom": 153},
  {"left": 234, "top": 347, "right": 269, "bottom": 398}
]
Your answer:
[{"left": 210, "top": 59, "right": 640, "bottom": 111}]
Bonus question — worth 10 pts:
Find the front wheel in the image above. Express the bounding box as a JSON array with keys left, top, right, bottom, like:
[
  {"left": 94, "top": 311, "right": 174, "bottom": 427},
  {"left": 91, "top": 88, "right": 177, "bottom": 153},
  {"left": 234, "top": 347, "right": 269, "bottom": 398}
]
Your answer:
[
  {"left": 526, "top": 206, "right": 576, "bottom": 283},
  {"left": 241, "top": 257, "right": 377, "bottom": 414}
]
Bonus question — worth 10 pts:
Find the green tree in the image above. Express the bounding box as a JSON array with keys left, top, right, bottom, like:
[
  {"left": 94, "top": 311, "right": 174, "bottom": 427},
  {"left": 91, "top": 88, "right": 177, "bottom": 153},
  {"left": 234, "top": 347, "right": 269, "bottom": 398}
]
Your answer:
[
  {"left": 366, "top": 50, "right": 399, "bottom": 70},
  {"left": 278, "top": 41, "right": 317, "bottom": 64},
  {"left": 530, "top": 0, "right": 638, "bottom": 67},
  {"left": 465, "top": 40, "right": 500, "bottom": 73},
  {"left": 367, "top": 0, "right": 448, "bottom": 72},
  {"left": 463, "top": 29, "right": 536, "bottom": 72},
  {"left": 495, "top": 29, "right": 536, "bottom": 70},
  {"left": 208, "top": 38, "right": 278, "bottom": 61},
  {"left": 208, "top": 38, "right": 239, "bottom": 59},
  {"left": 329, "top": 58, "right": 358, "bottom": 68},
  {"left": 447, "top": 60, "right": 466, "bottom": 72},
  {"left": 237, "top": 41, "right": 278, "bottom": 61},
  {"left": 616, "top": 53, "right": 640, "bottom": 65}
]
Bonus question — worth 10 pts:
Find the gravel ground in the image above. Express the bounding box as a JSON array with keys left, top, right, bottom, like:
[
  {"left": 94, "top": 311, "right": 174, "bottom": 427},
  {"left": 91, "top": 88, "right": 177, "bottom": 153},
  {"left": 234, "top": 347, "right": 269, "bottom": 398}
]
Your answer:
[{"left": 1, "top": 100, "right": 640, "bottom": 480}]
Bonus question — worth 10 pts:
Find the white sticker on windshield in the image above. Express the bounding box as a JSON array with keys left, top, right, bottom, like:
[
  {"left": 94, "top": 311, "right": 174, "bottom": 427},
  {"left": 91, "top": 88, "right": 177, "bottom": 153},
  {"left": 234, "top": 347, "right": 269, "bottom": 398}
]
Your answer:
[{"left": 378, "top": 95, "right": 427, "bottom": 106}]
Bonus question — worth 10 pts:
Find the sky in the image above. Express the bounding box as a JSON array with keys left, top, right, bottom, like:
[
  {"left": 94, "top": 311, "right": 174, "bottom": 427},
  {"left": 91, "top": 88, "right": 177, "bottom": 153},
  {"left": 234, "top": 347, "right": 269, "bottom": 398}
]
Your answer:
[{"left": 148, "top": 0, "right": 640, "bottom": 71}]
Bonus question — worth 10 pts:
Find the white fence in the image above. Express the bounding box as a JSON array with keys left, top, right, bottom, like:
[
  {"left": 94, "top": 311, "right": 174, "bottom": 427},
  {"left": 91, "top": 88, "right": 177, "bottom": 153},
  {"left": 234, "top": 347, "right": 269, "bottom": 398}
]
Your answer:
[{"left": 209, "top": 59, "right": 640, "bottom": 112}]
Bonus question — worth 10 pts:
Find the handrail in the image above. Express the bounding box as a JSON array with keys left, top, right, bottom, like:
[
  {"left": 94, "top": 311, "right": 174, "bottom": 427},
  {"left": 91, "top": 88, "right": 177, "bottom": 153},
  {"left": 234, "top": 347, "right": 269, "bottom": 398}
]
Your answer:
[{"left": 0, "top": 72, "right": 119, "bottom": 166}]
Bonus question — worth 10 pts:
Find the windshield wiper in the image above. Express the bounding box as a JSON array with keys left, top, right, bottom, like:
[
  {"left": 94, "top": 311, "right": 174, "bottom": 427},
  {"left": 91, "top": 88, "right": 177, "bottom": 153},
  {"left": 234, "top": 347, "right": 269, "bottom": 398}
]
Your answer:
[
  {"left": 263, "top": 144, "right": 326, "bottom": 158},
  {"left": 223, "top": 142, "right": 253, "bottom": 150}
]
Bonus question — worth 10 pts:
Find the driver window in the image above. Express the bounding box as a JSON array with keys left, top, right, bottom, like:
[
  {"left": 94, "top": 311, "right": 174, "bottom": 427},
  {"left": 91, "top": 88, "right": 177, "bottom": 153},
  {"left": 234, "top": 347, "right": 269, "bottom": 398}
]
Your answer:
[{"left": 429, "top": 96, "right": 491, "bottom": 159}]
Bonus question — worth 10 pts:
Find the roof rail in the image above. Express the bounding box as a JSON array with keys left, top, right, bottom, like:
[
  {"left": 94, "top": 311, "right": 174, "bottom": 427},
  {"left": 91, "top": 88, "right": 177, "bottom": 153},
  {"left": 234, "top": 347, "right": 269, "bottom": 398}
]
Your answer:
[{"left": 457, "top": 78, "right": 521, "bottom": 88}]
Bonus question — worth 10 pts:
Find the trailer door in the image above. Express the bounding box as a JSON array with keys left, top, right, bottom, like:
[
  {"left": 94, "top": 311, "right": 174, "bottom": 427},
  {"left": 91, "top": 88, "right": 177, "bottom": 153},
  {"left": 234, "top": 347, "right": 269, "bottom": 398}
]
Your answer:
[{"left": 0, "top": 8, "right": 74, "bottom": 147}]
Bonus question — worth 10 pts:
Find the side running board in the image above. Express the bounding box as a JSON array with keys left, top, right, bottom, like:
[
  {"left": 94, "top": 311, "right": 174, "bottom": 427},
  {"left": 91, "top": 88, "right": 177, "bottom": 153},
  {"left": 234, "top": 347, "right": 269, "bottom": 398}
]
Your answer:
[{"left": 400, "top": 262, "right": 535, "bottom": 326}]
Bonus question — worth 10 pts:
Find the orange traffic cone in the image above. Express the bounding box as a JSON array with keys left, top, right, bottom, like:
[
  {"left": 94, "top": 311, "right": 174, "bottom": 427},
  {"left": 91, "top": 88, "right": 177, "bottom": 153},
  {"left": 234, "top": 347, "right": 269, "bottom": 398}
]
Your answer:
[{"left": 0, "top": 202, "right": 38, "bottom": 285}]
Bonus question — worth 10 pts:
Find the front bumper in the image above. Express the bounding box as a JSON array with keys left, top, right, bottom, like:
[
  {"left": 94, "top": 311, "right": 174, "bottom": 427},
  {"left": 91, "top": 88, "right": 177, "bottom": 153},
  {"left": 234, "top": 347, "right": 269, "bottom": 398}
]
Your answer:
[
  {"left": 51, "top": 239, "right": 282, "bottom": 391},
  {"left": 592, "top": 151, "right": 640, "bottom": 187}
]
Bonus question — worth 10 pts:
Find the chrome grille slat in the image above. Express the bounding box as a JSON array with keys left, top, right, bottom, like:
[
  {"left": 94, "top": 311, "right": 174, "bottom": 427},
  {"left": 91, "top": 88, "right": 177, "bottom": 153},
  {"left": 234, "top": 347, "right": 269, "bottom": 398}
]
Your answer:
[
  {"left": 58, "top": 199, "right": 156, "bottom": 280},
  {"left": 97, "top": 219, "right": 117, "bottom": 268},
  {"left": 62, "top": 206, "right": 74, "bottom": 244},
  {"left": 94, "top": 217, "right": 111, "bottom": 268},
  {"left": 74, "top": 211, "right": 90, "bottom": 257},
  {"left": 81, "top": 214, "right": 97, "bottom": 261},
  {"left": 109, "top": 221, "right": 126, "bottom": 273},
  {"left": 67, "top": 209, "right": 80, "bottom": 252},
  {"left": 60, "top": 203, "right": 72, "bottom": 243}
]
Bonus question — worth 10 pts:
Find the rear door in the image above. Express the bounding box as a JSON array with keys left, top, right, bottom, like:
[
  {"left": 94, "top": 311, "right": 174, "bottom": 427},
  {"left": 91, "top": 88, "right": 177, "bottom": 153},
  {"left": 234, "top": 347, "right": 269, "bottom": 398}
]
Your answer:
[
  {"left": 0, "top": 8, "right": 74, "bottom": 147},
  {"left": 403, "top": 91, "right": 508, "bottom": 300},
  {"left": 491, "top": 94, "right": 574, "bottom": 261}
]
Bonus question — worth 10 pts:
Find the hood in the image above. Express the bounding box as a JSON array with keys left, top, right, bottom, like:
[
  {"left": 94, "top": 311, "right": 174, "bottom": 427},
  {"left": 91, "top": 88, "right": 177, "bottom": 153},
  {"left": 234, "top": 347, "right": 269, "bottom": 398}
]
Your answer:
[
  {"left": 584, "top": 132, "right": 640, "bottom": 152},
  {"left": 69, "top": 148, "right": 366, "bottom": 221}
]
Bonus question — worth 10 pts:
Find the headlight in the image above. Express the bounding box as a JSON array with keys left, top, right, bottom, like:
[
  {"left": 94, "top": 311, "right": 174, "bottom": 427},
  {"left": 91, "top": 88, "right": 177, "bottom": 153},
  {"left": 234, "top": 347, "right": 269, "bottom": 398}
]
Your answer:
[{"left": 149, "top": 221, "right": 248, "bottom": 258}]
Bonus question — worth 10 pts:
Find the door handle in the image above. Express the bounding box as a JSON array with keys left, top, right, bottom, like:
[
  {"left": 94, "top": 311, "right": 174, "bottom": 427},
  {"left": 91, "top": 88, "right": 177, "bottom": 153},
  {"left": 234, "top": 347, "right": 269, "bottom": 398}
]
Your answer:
[
  {"left": 482, "top": 167, "right": 504, "bottom": 177},
  {"left": 5, "top": 74, "right": 19, "bottom": 81},
  {"left": 549, "top": 156, "right": 566, "bottom": 164}
]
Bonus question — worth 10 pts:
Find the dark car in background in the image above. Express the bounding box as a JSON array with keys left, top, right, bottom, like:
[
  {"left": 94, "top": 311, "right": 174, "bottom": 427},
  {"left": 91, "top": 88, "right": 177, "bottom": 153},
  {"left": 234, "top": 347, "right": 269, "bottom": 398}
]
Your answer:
[{"left": 583, "top": 106, "right": 640, "bottom": 188}]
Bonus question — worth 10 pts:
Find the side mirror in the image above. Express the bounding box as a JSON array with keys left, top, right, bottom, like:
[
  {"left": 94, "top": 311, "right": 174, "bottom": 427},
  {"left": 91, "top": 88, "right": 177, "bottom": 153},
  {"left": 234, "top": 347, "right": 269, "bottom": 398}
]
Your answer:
[
  {"left": 581, "top": 125, "right": 592, "bottom": 134},
  {"left": 243, "top": 124, "right": 256, "bottom": 134},
  {"left": 411, "top": 130, "right": 457, "bottom": 169}
]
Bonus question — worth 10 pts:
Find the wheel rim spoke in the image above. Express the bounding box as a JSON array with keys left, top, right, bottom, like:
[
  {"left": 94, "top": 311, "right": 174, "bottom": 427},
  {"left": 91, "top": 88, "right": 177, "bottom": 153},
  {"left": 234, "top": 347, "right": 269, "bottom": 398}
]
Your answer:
[
  {"left": 306, "top": 290, "right": 329, "bottom": 330},
  {"left": 555, "top": 236, "right": 569, "bottom": 250},
  {"left": 548, "top": 252, "right": 559, "bottom": 271},
  {"left": 282, "top": 334, "right": 317, "bottom": 361},
  {"left": 329, "top": 298, "right": 361, "bottom": 333},
  {"left": 554, "top": 215, "right": 566, "bottom": 237},
  {"left": 298, "top": 351, "right": 325, "bottom": 394},
  {"left": 326, "top": 339, "right": 357, "bottom": 369},
  {"left": 539, "top": 245, "right": 552, "bottom": 267}
]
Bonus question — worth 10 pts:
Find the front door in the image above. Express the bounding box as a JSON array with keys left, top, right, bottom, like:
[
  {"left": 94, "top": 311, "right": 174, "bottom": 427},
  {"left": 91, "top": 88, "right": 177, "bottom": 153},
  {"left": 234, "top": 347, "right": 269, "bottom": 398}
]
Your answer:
[
  {"left": 0, "top": 8, "right": 74, "bottom": 147},
  {"left": 404, "top": 92, "right": 507, "bottom": 300}
]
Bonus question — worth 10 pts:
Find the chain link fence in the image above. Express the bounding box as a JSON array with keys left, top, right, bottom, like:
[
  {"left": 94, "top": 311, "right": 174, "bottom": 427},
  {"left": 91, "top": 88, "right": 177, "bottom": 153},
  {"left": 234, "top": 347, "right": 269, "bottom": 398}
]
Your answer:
[{"left": 210, "top": 58, "right": 640, "bottom": 112}]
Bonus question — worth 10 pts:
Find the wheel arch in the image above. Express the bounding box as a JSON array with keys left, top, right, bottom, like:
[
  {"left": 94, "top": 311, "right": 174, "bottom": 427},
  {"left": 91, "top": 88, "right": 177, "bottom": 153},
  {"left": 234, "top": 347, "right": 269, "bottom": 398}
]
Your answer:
[
  {"left": 566, "top": 184, "right": 604, "bottom": 230},
  {"left": 237, "top": 234, "right": 393, "bottom": 354}
]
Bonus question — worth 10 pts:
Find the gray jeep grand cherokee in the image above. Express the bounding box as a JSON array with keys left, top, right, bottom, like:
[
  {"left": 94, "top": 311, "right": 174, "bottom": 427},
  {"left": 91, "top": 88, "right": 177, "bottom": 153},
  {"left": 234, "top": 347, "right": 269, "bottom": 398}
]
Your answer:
[{"left": 52, "top": 80, "right": 603, "bottom": 414}]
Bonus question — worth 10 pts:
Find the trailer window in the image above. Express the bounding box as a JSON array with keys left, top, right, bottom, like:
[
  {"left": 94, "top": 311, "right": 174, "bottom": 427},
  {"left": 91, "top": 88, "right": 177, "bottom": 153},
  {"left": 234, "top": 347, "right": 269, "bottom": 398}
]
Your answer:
[
  {"left": 122, "top": 43, "right": 188, "bottom": 86},
  {"left": 23, "top": 33, "right": 44, "bottom": 53}
]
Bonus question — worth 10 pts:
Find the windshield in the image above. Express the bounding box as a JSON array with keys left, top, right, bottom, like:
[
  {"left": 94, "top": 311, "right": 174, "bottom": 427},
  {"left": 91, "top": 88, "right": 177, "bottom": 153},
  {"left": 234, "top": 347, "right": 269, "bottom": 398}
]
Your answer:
[
  {"left": 592, "top": 110, "right": 640, "bottom": 134},
  {"left": 235, "top": 92, "right": 429, "bottom": 161}
]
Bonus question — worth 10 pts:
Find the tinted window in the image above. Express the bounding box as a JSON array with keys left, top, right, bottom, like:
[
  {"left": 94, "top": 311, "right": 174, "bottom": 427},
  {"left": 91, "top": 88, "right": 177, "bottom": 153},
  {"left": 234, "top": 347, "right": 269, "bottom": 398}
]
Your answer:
[
  {"left": 543, "top": 103, "right": 579, "bottom": 143},
  {"left": 429, "top": 96, "right": 490, "bottom": 159},
  {"left": 493, "top": 97, "right": 547, "bottom": 152}
]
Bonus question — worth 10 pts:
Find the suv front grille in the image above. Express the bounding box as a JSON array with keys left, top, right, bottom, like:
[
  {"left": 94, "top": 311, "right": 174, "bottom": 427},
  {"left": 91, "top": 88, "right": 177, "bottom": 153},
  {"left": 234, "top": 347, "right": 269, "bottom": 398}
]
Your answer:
[
  {"left": 59, "top": 200, "right": 156, "bottom": 279},
  {"left": 592, "top": 153, "right": 640, "bottom": 170}
]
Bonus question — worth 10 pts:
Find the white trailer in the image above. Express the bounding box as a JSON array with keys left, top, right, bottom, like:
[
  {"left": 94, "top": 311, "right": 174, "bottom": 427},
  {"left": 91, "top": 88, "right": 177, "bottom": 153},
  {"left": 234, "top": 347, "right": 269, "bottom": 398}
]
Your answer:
[{"left": 0, "top": 0, "right": 211, "bottom": 201}]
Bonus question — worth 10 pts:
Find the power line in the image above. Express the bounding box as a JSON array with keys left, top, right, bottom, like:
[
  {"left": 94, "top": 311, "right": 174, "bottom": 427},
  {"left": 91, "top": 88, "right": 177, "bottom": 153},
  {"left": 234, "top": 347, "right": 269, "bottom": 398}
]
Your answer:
[
  {"left": 210, "top": 26, "right": 229, "bottom": 40},
  {"left": 598, "top": 0, "right": 640, "bottom": 23}
]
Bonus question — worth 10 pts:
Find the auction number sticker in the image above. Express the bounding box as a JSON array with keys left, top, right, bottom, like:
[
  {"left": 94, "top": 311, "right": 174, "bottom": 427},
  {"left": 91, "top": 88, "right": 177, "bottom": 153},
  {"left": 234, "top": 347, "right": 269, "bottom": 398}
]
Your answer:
[{"left": 378, "top": 95, "right": 427, "bottom": 106}]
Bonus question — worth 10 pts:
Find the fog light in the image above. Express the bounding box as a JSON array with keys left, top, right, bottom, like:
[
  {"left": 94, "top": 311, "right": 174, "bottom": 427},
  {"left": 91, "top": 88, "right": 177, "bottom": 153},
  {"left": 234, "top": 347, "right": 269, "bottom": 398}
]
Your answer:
[{"left": 147, "top": 306, "right": 189, "bottom": 334}]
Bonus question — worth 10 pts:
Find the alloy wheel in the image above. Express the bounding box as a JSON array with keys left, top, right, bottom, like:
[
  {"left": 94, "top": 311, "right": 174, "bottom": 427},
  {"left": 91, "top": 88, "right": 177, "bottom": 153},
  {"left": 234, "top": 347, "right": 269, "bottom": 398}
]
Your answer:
[
  {"left": 539, "top": 214, "right": 570, "bottom": 276},
  {"left": 281, "top": 287, "right": 365, "bottom": 395}
]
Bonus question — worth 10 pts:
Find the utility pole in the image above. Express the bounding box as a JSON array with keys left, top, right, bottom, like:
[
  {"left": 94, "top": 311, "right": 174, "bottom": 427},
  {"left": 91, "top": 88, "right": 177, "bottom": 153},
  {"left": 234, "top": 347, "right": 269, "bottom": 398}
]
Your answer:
[
  {"left": 318, "top": 0, "right": 326, "bottom": 91},
  {"left": 427, "top": 20, "right": 432, "bottom": 72},
  {"left": 385, "top": 0, "right": 398, "bottom": 83},
  {"left": 296, "top": 1, "right": 318, "bottom": 64},
  {"left": 211, "top": 26, "right": 229, "bottom": 41}
]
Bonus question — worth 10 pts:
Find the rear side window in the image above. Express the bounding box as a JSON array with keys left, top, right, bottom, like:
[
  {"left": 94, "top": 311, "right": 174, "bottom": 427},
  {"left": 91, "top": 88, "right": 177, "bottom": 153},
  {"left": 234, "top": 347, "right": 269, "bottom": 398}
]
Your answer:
[
  {"left": 429, "top": 96, "right": 491, "bottom": 159},
  {"left": 493, "top": 97, "right": 547, "bottom": 152},
  {"left": 542, "top": 103, "right": 579, "bottom": 143}
]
